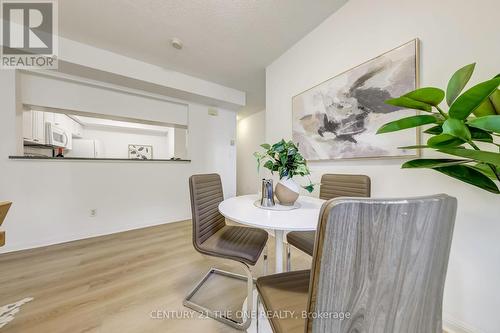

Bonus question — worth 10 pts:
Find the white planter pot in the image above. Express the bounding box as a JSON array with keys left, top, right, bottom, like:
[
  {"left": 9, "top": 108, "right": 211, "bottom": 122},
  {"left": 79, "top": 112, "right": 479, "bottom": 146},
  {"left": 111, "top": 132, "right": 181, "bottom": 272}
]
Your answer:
[{"left": 275, "top": 178, "right": 300, "bottom": 206}]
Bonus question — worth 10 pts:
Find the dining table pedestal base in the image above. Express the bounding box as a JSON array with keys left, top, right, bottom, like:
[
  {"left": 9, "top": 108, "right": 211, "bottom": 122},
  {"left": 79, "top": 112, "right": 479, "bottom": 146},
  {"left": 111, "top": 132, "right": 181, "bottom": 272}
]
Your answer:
[{"left": 274, "top": 230, "right": 285, "bottom": 273}]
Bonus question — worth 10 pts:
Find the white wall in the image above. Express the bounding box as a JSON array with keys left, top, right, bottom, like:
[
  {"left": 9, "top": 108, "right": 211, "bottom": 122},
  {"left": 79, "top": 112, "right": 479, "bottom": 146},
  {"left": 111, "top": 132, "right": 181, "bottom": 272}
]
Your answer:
[
  {"left": 265, "top": 0, "right": 500, "bottom": 332},
  {"left": 20, "top": 72, "right": 189, "bottom": 126},
  {"left": 0, "top": 70, "right": 237, "bottom": 254},
  {"left": 173, "top": 128, "right": 188, "bottom": 160},
  {"left": 236, "top": 110, "right": 266, "bottom": 195},
  {"left": 82, "top": 128, "right": 170, "bottom": 159}
]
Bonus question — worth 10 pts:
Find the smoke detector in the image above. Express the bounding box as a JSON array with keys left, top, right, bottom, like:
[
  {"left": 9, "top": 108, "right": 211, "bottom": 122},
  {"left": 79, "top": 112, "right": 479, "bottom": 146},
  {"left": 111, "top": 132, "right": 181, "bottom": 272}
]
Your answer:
[{"left": 171, "top": 38, "right": 183, "bottom": 50}]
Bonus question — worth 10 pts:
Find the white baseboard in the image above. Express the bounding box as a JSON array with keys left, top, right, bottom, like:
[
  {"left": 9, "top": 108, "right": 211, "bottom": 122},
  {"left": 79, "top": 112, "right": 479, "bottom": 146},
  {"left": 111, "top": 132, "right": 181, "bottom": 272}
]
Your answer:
[
  {"left": 444, "top": 314, "right": 483, "bottom": 333},
  {"left": 0, "top": 216, "right": 189, "bottom": 254}
]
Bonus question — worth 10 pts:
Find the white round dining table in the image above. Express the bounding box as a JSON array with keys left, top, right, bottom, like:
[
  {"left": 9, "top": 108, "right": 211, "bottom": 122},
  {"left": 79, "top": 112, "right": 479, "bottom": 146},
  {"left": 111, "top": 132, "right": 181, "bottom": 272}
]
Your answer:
[{"left": 218, "top": 194, "right": 325, "bottom": 273}]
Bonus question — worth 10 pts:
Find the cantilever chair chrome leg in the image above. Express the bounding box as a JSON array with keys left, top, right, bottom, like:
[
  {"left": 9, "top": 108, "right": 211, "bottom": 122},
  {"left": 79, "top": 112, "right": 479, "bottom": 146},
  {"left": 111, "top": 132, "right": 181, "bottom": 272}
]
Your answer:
[
  {"left": 263, "top": 244, "right": 269, "bottom": 275},
  {"left": 285, "top": 242, "right": 291, "bottom": 272},
  {"left": 256, "top": 294, "right": 261, "bottom": 333},
  {"left": 183, "top": 262, "right": 255, "bottom": 330}
]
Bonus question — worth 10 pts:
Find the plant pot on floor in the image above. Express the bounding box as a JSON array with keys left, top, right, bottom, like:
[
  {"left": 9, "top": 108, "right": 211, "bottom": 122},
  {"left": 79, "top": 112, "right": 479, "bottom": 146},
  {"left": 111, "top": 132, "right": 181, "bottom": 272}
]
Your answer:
[{"left": 275, "top": 178, "right": 300, "bottom": 206}]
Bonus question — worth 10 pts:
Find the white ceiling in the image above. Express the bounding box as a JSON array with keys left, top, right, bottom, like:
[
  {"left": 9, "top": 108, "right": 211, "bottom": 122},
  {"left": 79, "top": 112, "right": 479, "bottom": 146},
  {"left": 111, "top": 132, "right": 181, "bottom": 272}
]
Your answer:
[{"left": 59, "top": 0, "right": 348, "bottom": 116}]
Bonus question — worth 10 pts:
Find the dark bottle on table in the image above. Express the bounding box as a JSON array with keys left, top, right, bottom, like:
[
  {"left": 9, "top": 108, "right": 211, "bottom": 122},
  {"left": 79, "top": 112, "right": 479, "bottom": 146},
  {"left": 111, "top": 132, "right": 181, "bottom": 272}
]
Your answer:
[{"left": 56, "top": 148, "right": 64, "bottom": 158}]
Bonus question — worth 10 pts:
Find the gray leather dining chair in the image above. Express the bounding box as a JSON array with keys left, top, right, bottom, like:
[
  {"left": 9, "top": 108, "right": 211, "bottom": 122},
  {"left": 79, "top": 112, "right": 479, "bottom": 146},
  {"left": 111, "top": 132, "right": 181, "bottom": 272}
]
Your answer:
[
  {"left": 184, "top": 173, "right": 268, "bottom": 330},
  {"left": 257, "top": 194, "right": 457, "bottom": 333},
  {"left": 286, "top": 174, "right": 370, "bottom": 270}
]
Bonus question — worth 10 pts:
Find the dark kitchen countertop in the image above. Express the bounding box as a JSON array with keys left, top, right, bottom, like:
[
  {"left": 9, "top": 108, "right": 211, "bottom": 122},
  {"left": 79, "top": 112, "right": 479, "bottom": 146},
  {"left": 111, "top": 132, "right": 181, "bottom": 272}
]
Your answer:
[{"left": 9, "top": 156, "right": 191, "bottom": 162}]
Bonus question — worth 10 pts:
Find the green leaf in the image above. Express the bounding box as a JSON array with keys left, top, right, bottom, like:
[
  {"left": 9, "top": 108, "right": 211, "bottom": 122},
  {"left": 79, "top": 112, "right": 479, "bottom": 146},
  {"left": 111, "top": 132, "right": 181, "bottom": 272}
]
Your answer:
[
  {"left": 398, "top": 145, "right": 429, "bottom": 149},
  {"left": 427, "top": 134, "right": 465, "bottom": 148},
  {"left": 272, "top": 140, "right": 286, "bottom": 153},
  {"left": 263, "top": 160, "right": 274, "bottom": 171},
  {"left": 402, "top": 158, "right": 470, "bottom": 168},
  {"left": 424, "top": 125, "right": 443, "bottom": 135},
  {"left": 273, "top": 145, "right": 285, "bottom": 153},
  {"left": 470, "top": 163, "right": 498, "bottom": 180},
  {"left": 294, "top": 154, "right": 304, "bottom": 162},
  {"left": 434, "top": 165, "right": 499, "bottom": 194},
  {"left": 295, "top": 164, "right": 309, "bottom": 176},
  {"left": 377, "top": 115, "right": 437, "bottom": 134},
  {"left": 257, "top": 139, "right": 311, "bottom": 179},
  {"left": 446, "top": 63, "right": 476, "bottom": 106},
  {"left": 302, "top": 184, "right": 315, "bottom": 193},
  {"left": 385, "top": 96, "right": 433, "bottom": 112},
  {"left": 438, "top": 147, "right": 500, "bottom": 166},
  {"left": 474, "top": 97, "right": 497, "bottom": 117},
  {"left": 404, "top": 87, "right": 445, "bottom": 106},
  {"left": 442, "top": 118, "right": 471, "bottom": 141},
  {"left": 287, "top": 147, "right": 297, "bottom": 156},
  {"left": 490, "top": 89, "right": 500, "bottom": 115},
  {"left": 469, "top": 127, "right": 493, "bottom": 143},
  {"left": 279, "top": 167, "right": 289, "bottom": 179},
  {"left": 468, "top": 115, "right": 500, "bottom": 134},
  {"left": 449, "top": 77, "right": 500, "bottom": 119},
  {"left": 280, "top": 153, "right": 287, "bottom": 166}
]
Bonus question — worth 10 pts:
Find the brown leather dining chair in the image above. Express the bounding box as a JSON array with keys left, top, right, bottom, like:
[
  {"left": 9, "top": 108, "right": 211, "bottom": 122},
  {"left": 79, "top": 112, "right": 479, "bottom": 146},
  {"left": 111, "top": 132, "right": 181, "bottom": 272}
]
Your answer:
[
  {"left": 286, "top": 174, "right": 370, "bottom": 270},
  {"left": 184, "top": 174, "right": 268, "bottom": 330},
  {"left": 0, "top": 201, "right": 12, "bottom": 247},
  {"left": 257, "top": 194, "right": 457, "bottom": 333}
]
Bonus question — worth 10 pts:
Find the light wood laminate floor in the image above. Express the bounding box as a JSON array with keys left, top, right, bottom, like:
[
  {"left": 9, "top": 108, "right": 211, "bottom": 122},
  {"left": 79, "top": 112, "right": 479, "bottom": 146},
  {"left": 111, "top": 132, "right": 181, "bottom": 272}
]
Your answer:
[{"left": 0, "top": 220, "right": 311, "bottom": 333}]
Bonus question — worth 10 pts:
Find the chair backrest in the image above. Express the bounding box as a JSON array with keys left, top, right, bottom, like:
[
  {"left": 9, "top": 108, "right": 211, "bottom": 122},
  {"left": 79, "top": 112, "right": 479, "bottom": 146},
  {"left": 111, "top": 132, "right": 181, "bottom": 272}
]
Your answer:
[
  {"left": 319, "top": 174, "right": 371, "bottom": 200},
  {"left": 306, "top": 194, "right": 457, "bottom": 333},
  {"left": 0, "top": 202, "right": 12, "bottom": 247},
  {"left": 0, "top": 202, "right": 11, "bottom": 226},
  {"left": 189, "top": 174, "right": 226, "bottom": 249}
]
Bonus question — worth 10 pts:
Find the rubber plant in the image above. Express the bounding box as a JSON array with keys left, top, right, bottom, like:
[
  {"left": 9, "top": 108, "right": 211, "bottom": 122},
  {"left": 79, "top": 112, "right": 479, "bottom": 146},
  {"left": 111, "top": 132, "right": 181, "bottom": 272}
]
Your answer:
[
  {"left": 377, "top": 63, "right": 500, "bottom": 194},
  {"left": 254, "top": 139, "right": 315, "bottom": 192}
]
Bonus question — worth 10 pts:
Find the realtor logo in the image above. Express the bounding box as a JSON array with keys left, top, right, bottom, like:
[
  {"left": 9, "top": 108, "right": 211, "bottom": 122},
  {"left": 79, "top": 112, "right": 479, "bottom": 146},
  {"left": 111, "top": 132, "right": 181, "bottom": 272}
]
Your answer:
[{"left": 1, "top": 0, "right": 58, "bottom": 68}]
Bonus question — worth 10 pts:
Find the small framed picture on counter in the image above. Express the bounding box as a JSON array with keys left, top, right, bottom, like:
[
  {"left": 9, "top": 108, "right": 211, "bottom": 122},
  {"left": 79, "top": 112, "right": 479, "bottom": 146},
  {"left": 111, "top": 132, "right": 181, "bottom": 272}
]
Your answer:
[{"left": 128, "top": 144, "right": 153, "bottom": 160}]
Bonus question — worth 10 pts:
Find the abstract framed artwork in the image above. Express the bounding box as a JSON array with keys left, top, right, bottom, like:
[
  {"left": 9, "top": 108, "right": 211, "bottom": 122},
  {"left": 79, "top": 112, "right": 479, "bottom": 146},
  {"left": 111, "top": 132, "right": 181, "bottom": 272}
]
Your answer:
[
  {"left": 128, "top": 144, "right": 153, "bottom": 160},
  {"left": 292, "top": 39, "right": 420, "bottom": 161}
]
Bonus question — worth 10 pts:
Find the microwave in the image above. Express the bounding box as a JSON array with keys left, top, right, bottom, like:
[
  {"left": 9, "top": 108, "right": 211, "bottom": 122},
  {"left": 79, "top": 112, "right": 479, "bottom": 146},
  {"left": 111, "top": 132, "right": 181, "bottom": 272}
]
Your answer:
[{"left": 45, "top": 122, "right": 68, "bottom": 148}]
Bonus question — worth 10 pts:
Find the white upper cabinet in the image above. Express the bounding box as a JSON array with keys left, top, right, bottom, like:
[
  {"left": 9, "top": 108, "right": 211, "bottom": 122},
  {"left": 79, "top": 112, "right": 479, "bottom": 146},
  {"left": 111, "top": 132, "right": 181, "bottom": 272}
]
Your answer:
[
  {"left": 23, "top": 110, "right": 45, "bottom": 144},
  {"left": 72, "top": 120, "right": 83, "bottom": 138},
  {"left": 54, "top": 113, "right": 70, "bottom": 131},
  {"left": 43, "top": 112, "right": 55, "bottom": 124},
  {"left": 23, "top": 110, "right": 80, "bottom": 148},
  {"left": 33, "top": 111, "right": 45, "bottom": 144},
  {"left": 22, "top": 111, "right": 33, "bottom": 142}
]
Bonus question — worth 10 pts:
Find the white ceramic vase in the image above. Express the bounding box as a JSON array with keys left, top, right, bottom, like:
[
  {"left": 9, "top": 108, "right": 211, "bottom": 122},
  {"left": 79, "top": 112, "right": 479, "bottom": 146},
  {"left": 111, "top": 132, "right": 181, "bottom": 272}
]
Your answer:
[{"left": 275, "top": 178, "right": 300, "bottom": 206}]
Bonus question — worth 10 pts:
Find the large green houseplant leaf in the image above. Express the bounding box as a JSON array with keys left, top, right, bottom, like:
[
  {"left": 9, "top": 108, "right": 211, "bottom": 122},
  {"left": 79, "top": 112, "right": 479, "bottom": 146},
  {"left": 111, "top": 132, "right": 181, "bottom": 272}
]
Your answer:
[
  {"left": 377, "top": 115, "right": 438, "bottom": 134},
  {"left": 434, "top": 165, "right": 499, "bottom": 194},
  {"left": 446, "top": 63, "right": 476, "bottom": 106},
  {"left": 405, "top": 87, "right": 445, "bottom": 106},
  {"left": 448, "top": 77, "right": 500, "bottom": 119},
  {"left": 377, "top": 64, "right": 500, "bottom": 193},
  {"left": 468, "top": 115, "right": 500, "bottom": 133}
]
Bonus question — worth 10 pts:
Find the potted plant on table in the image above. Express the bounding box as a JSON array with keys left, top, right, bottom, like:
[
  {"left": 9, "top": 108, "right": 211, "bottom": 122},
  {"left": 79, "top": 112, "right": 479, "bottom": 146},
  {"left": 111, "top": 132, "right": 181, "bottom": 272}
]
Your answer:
[
  {"left": 377, "top": 63, "right": 500, "bottom": 193},
  {"left": 254, "top": 140, "right": 315, "bottom": 205}
]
